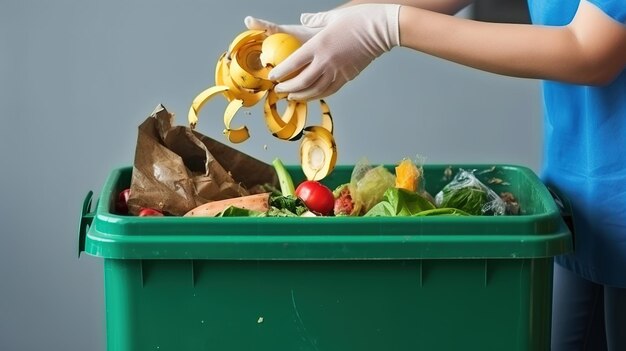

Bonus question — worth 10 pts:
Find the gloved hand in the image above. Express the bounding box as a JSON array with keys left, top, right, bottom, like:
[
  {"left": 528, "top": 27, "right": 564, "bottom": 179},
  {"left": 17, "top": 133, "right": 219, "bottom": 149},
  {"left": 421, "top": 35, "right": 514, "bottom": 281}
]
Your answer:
[
  {"left": 269, "top": 4, "right": 401, "bottom": 101},
  {"left": 244, "top": 16, "right": 321, "bottom": 44}
]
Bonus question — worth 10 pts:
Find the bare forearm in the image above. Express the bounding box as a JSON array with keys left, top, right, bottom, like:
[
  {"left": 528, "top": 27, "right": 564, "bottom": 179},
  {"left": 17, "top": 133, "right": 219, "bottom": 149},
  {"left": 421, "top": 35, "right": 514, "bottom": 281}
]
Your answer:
[
  {"left": 399, "top": 7, "right": 578, "bottom": 80},
  {"left": 342, "top": 0, "right": 472, "bottom": 15},
  {"left": 398, "top": 2, "right": 626, "bottom": 85}
]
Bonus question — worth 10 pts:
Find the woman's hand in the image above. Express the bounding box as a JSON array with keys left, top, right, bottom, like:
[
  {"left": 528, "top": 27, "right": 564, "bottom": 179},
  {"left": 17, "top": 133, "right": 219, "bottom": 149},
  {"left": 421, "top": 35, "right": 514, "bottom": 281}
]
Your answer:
[
  {"left": 268, "top": 4, "right": 401, "bottom": 101},
  {"left": 244, "top": 16, "right": 321, "bottom": 44}
]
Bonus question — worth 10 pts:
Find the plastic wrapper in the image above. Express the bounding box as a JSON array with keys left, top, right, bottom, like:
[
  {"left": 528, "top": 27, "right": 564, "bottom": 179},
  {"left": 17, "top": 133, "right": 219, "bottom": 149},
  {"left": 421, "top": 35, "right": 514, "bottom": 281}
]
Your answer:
[
  {"left": 348, "top": 158, "right": 396, "bottom": 215},
  {"left": 435, "top": 169, "right": 506, "bottom": 216},
  {"left": 395, "top": 154, "right": 435, "bottom": 205}
]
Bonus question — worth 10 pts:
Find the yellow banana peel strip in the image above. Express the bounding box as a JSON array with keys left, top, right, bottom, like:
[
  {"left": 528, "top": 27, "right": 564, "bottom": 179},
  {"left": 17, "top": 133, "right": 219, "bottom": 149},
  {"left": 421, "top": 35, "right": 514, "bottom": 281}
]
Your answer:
[
  {"left": 227, "top": 30, "right": 266, "bottom": 59},
  {"left": 287, "top": 99, "right": 332, "bottom": 141},
  {"left": 299, "top": 126, "right": 338, "bottom": 181},
  {"left": 263, "top": 90, "right": 308, "bottom": 140},
  {"left": 287, "top": 102, "right": 307, "bottom": 141},
  {"left": 263, "top": 90, "right": 287, "bottom": 132},
  {"left": 215, "top": 52, "right": 266, "bottom": 107},
  {"left": 188, "top": 85, "right": 230, "bottom": 128},
  {"left": 319, "top": 99, "right": 333, "bottom": 133},
  {"left": 222, "top": 99, "right": 249, "bottom": 143},
  {"left": 230, "top": 46, "right": 273, "bottom": 91},
  {"left": 223, "top": 127, "right": 250, "bottom": 144},
  {"left": 237, "top": 42, "right": 271, "bottom": 80}
]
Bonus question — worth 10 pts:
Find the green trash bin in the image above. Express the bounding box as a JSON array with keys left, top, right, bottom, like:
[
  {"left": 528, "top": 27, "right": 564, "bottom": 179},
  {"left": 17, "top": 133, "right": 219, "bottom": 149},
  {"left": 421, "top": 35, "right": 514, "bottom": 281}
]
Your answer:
[{"left": 78, "top": 164, "right": 572, "bottom": 351}]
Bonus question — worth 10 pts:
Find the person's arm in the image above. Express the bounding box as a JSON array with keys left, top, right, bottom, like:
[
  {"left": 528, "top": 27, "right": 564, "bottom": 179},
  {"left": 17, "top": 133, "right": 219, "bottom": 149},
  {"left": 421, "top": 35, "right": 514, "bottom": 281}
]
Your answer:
[
  {"left": 342, "top": 0, "right": 472, "bottom": 15},
  {"left": 245, "top": 0, "right": 471, "bottom": 42},
  {"left": 399, "top": 0, "right": 626, "bottom": 85},
  {"left": 268, "top": 1, "right": 626, "bottom": 100}
]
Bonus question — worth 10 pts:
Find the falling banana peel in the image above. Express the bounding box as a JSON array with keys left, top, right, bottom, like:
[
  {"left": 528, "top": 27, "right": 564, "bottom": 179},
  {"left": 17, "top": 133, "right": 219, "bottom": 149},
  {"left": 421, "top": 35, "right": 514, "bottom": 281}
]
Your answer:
[
  {"left": 263, "top": 89, "right": 308, "bottom": 141},
  {"left": 300, "top": 126, "right": 338, "bottom": 181},
  {"left": 187, "top": 85, "right": 229, "bottom": 129},
  {"left": 188, "top": 30, "right": 338, "bottom": 180},
  {"left": 222, "top": 99, "right": 249, "bottom": 143}
]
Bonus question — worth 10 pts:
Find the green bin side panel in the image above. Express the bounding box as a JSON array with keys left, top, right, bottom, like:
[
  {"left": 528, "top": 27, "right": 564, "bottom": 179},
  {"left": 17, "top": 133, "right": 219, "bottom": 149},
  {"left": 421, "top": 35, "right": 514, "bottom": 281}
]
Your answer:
[{"left": 104, "top": 257, "right": 553, "bottom": 351}]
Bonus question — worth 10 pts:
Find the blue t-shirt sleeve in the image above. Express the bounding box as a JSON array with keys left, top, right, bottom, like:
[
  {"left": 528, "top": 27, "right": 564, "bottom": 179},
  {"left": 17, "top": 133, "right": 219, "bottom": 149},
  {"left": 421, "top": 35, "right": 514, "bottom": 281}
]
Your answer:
[{"left": 586, "top": 0, "right": 626, "bottom": 23}]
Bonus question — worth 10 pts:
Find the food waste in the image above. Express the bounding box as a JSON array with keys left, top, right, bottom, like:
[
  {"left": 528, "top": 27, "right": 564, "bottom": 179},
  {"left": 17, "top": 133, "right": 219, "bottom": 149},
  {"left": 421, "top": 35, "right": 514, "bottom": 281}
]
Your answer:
[
  {"left": 187, "top": 30, "right": 337, "bottom": 182},
  {"left": 120, "top": 30, "right": 520, "bottom": 218},
  {"left": 117, "top": 158, "right": 520, "bottom": 218}
]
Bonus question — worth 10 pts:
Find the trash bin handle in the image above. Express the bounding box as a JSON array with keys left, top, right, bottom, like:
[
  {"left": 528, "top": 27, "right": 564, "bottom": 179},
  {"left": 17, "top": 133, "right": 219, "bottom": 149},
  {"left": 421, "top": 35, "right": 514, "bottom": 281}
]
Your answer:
[
  {"left": 78, "top": 191, "right": 95, "bottom": 258},
  {"left": 547, "top": 186, "right": 575, "bottom": 248}
]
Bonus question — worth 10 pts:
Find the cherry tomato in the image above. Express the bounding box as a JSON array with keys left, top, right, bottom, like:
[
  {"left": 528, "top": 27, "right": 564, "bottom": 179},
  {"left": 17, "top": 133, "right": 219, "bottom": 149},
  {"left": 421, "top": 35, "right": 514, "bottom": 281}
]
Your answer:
[
  {"left": 295, "top": 180, "right": 335, "bottom": 215},
  {"left": 138, "top": 208, "right": 164, "bottom": 217},
  {"left": 115, "top": 188, "right": 131, "bottom": 214}
]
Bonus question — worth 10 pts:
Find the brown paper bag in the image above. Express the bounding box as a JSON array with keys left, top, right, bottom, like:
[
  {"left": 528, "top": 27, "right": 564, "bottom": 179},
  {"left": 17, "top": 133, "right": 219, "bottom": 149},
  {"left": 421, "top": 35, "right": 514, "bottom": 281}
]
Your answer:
[{"left": 127, "top": 104, "right": 278, "bottom": 216}]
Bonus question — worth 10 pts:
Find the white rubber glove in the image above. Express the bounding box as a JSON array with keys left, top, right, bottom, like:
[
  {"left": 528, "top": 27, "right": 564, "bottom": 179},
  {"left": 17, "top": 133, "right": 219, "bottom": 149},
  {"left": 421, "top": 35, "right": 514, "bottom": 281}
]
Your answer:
[
  {"left": 269, "top": 4, "right": 401, "bottom": 101},
  {"left": 244, "top": 16, "right": 321, "bottom": 44}
]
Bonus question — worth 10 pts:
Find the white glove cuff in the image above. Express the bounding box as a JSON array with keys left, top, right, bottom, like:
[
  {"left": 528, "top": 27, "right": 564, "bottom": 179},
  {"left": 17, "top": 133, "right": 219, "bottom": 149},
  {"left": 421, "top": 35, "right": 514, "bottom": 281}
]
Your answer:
[{"left": 386, "top": 4, "right": 401, "bottom": 49}]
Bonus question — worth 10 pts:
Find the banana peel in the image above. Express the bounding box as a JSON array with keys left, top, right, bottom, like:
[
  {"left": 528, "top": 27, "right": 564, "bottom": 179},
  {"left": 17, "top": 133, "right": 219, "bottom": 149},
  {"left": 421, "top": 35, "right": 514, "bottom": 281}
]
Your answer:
[
  {"left": 227, "top": 29, "right": 266, "bottom": 59},
  {"left": 319, "top": 100, "right": 333, "bottom": 134},
  {"left": 188, "top": 85, "right": 230, "bottom": 128},
  {"left": 215, "top": 52, "right": 266, "bottom": 107},
  {"left": 222, "top": 99, "right": 249, "bottom": 143},
  {"left": 188, "top": 30, "right": 338, "bottom": 180},
  {"left": 299, "top": 126, "right": 337, "bottom": 181},
  {"left": 261, "top": 33, "right": 302, "bottom": 67},
  {"left": 230, "top": 43, "right": 273, "bottom": 91},
  {"left": 263, "top": 90, "right": 308, "bottom": 140}
]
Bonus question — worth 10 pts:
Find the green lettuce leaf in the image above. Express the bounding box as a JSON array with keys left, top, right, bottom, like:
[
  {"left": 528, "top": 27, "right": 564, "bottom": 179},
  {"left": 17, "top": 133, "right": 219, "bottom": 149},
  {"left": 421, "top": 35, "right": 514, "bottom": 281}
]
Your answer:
[{"left": 364, "top": 187, "right": 436, "bottom": 217}]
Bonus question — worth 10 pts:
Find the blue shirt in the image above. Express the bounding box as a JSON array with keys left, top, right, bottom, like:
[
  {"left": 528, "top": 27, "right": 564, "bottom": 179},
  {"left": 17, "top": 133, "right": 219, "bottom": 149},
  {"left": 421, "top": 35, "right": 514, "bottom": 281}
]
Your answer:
[{"left": 527, "top": 0, "right": 626, "bottom": 287}]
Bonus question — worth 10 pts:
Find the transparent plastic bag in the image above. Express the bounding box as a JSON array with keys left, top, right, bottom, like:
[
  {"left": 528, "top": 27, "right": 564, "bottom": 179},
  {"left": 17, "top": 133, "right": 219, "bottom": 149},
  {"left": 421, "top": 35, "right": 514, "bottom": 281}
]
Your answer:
[
  {"left": 396, "top": 154, "right": 437, "bottom": 204},
  {"left": 435, "top": 169, "right": 506, "bottom": 216},
  {"left": 349, "top": 158, "right": 396, "bottom": 215}
]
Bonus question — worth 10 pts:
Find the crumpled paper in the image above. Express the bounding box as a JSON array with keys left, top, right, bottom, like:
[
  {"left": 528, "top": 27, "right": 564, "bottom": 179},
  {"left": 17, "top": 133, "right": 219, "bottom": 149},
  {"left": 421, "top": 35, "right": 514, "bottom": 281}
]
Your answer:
[{"left": 127, "top": 104, "right": 277, "bottom": 216}]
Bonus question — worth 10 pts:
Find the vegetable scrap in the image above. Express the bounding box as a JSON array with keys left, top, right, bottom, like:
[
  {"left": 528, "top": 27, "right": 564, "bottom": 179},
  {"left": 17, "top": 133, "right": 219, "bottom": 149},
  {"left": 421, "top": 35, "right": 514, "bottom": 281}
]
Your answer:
[{"left": 114, "top": 154, "right": 522, "bottom": 218}]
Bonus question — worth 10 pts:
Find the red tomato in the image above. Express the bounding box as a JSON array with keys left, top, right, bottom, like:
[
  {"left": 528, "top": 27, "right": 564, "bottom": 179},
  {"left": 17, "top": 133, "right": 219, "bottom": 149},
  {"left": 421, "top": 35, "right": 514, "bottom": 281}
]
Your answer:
[
  {"left": 295, "top": 180, "right": 335, "bottom": 215},
  {"left": 115, "top": 188, "right": 131, "bottom": 214},
  {"left": 138, "top": 208, "right": 164, "bottom": 217}
]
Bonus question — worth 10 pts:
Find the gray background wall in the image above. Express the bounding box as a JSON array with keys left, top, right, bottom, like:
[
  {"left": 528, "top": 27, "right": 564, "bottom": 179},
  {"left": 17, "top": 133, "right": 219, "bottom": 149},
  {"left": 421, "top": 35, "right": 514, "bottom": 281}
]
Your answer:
[{"left": 0, "top": 1, "right": 542, "bottom": 350}]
